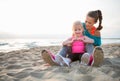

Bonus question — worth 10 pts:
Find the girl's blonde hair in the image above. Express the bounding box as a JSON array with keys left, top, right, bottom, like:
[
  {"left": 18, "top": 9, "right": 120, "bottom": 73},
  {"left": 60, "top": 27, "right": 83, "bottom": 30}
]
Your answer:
[
  {"left": 72, "top": 21, "right": 84, "bottom": 36},
  {"left": 72, "top": 21, "right": 84, "bottom": 31}
]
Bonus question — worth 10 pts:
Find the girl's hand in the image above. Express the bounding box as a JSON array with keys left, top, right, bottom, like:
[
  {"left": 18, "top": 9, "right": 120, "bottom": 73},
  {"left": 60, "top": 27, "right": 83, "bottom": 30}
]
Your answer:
[
  {"left": 62, "top": 37, "right": 74, "bottom": 46},
  {"left": 72, "top": 37, "right": 78, "bottom": 41},
  {"left": 74, "top": 37, "right": 84, "bottom": 41},
  {"left": 79, "top": 37, "right": 84, "bottom": 41},
  {"left": 71, "top": 38, "right": 75, "bottom": 43}
]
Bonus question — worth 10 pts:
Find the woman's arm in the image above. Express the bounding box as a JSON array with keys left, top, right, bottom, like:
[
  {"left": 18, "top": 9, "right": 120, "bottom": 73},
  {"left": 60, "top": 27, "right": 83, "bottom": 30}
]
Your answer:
[
  {"left": 93, "top": 30, "right": 101, "bottom": 46},
  {"left": 82, "top": 23, "right": 101, "bottom": 46},
  {"left": 94, "top": 30, "right": 101, "bottom": 37}
]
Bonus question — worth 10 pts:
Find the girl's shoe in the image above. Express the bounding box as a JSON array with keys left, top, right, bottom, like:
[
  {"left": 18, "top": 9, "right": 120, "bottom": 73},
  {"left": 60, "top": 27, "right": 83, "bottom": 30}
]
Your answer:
[
  {"left": 81, "top": 53, "right": 90, "bottom": 65},
  {"left": 41, "top": 50, "right": 58, "bottom": 66},
  {"left": 92, "top": 46, "right": 104, "bottom": 67},
  {"left": 55, "top": 54, "right": 71, "bottom": 67}
]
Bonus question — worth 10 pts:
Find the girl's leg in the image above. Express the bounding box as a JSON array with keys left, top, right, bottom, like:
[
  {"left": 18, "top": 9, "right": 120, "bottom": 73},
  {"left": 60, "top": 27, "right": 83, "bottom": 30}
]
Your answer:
[
  {"left": 80, "top": 53, "right": 89, "bottom": 65},
  {"left": 55, "top": 54, "right": 71, "bottom": 66},
  {"left": 57, "top": 46, "right": 71, "bottom": 57},
  {"left": 85, "top": 43, "right": 94, "bottom": 55},
  {"left": 55, "top": 46, "right": 72, "bottom": 66},
  {"left": 81, "top": 44, "right": 94, "bottom": 65}
]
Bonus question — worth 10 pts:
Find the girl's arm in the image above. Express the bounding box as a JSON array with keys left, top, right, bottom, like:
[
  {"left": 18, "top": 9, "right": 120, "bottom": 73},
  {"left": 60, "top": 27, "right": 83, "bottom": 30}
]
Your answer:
[
  {"left": 82, "top": 36, "right": 94, "bottom": 43},
  {"left": 62, "top": 37, "right": 73, "bottom": 46}
]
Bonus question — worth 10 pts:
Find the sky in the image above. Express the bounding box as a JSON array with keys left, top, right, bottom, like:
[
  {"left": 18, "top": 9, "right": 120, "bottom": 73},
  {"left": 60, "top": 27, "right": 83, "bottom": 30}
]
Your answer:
[{"left": 0, "top": 0, "right": 120, "bottom": 38}]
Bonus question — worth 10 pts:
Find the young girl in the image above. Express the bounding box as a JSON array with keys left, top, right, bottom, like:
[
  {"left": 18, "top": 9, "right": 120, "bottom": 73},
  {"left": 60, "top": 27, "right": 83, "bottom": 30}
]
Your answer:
[
  {"left": 57, "top": 21, "right": 94, "bottom": 66},
  {"left": 41, "top": 21, "right": 94, "bottom": 66},
  {"left": 41, "top": 10, "right": 104, "bottom": 67}
]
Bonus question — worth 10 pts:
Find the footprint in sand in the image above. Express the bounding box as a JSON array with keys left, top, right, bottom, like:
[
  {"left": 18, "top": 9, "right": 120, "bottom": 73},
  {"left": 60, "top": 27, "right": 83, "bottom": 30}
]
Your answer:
[
  {"left": 5, "top": 64, "right": 23, "bottom": 69},
  {"left": 30, "top": 70, "right": 45, "bottom": 79}
]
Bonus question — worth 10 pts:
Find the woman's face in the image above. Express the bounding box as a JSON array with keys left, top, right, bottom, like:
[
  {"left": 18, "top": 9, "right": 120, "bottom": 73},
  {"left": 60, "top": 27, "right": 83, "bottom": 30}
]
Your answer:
[{"left": 85, "top": 16, "right": 95, "bottom": 30}]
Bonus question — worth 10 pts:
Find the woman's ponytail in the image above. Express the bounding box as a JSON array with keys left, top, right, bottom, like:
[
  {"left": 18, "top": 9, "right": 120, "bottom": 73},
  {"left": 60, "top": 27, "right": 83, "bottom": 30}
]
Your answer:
[
  {"left": 96, "top": 10, "right": 103, "bottom": 30},
  {"left": 87, "top": 10, "right": 103, "bottom": 31}
]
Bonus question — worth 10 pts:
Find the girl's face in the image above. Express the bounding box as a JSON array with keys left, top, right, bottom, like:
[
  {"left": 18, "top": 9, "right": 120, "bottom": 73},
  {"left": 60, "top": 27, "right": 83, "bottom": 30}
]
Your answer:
[
  {"left": 73, "top": 25, "right": 83, "bottom": 37},
  {"left": 85, "top": 16, "right": 95, "bottom": 30}
]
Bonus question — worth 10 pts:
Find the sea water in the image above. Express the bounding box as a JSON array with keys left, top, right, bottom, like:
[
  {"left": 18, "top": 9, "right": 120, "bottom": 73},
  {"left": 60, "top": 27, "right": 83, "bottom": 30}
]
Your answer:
[{"left": 0, "top": 38, "right": 120, "bottom": 52}]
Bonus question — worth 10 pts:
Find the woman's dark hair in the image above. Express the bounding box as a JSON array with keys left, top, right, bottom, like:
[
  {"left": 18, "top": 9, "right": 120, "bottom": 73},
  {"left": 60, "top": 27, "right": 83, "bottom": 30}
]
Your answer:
[{"left": 87, "top": 10, "right": 103, "bottom": 30}]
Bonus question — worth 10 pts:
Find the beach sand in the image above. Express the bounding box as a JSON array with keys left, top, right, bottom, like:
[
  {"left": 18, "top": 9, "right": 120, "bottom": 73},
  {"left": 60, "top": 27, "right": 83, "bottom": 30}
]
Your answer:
[{"left": 0, "top": 43, "right": 120, "bottom": 81}]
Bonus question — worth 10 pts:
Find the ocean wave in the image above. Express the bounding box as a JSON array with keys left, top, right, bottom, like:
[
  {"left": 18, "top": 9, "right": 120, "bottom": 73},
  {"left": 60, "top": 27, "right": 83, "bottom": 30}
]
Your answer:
[
  {"left": 0, "top": 38, "right": 120, "bottom": 52},
  {"left": 0, "top": 42, "right": 9, "bottom": 46}
]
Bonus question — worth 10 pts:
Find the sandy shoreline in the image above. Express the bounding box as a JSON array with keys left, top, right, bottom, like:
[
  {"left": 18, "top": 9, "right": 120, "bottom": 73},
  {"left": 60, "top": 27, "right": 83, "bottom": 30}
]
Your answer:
[{"left": 0, "top": 43, "right": 120, "bottom": 81}]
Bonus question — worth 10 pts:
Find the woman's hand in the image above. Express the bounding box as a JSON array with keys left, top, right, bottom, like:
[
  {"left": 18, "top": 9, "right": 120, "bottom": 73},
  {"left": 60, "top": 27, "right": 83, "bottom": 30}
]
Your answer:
[{"left": 82, "top": 36, "right": 94, "bottom": 43}]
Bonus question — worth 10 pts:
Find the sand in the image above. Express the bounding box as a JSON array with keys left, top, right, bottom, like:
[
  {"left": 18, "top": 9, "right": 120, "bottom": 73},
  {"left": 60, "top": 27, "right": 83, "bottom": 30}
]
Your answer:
[{"left": 0, "top": 43, "right": 120, "bottom": 81}]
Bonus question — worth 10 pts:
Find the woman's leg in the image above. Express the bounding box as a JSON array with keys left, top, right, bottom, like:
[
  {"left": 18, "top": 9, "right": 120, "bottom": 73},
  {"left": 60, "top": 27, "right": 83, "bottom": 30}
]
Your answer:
[
  {"left": 91, "top": 46, "right": 104, "bottom": 67},
  {"left": 41, "top": 50, "right": 58, "bottom": 66},
  {"left": 41, "top": 46, "right": 71, "bottom": 66},
  {"left": 81, "top": 44, "right": 104, "bottom": 66}
]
